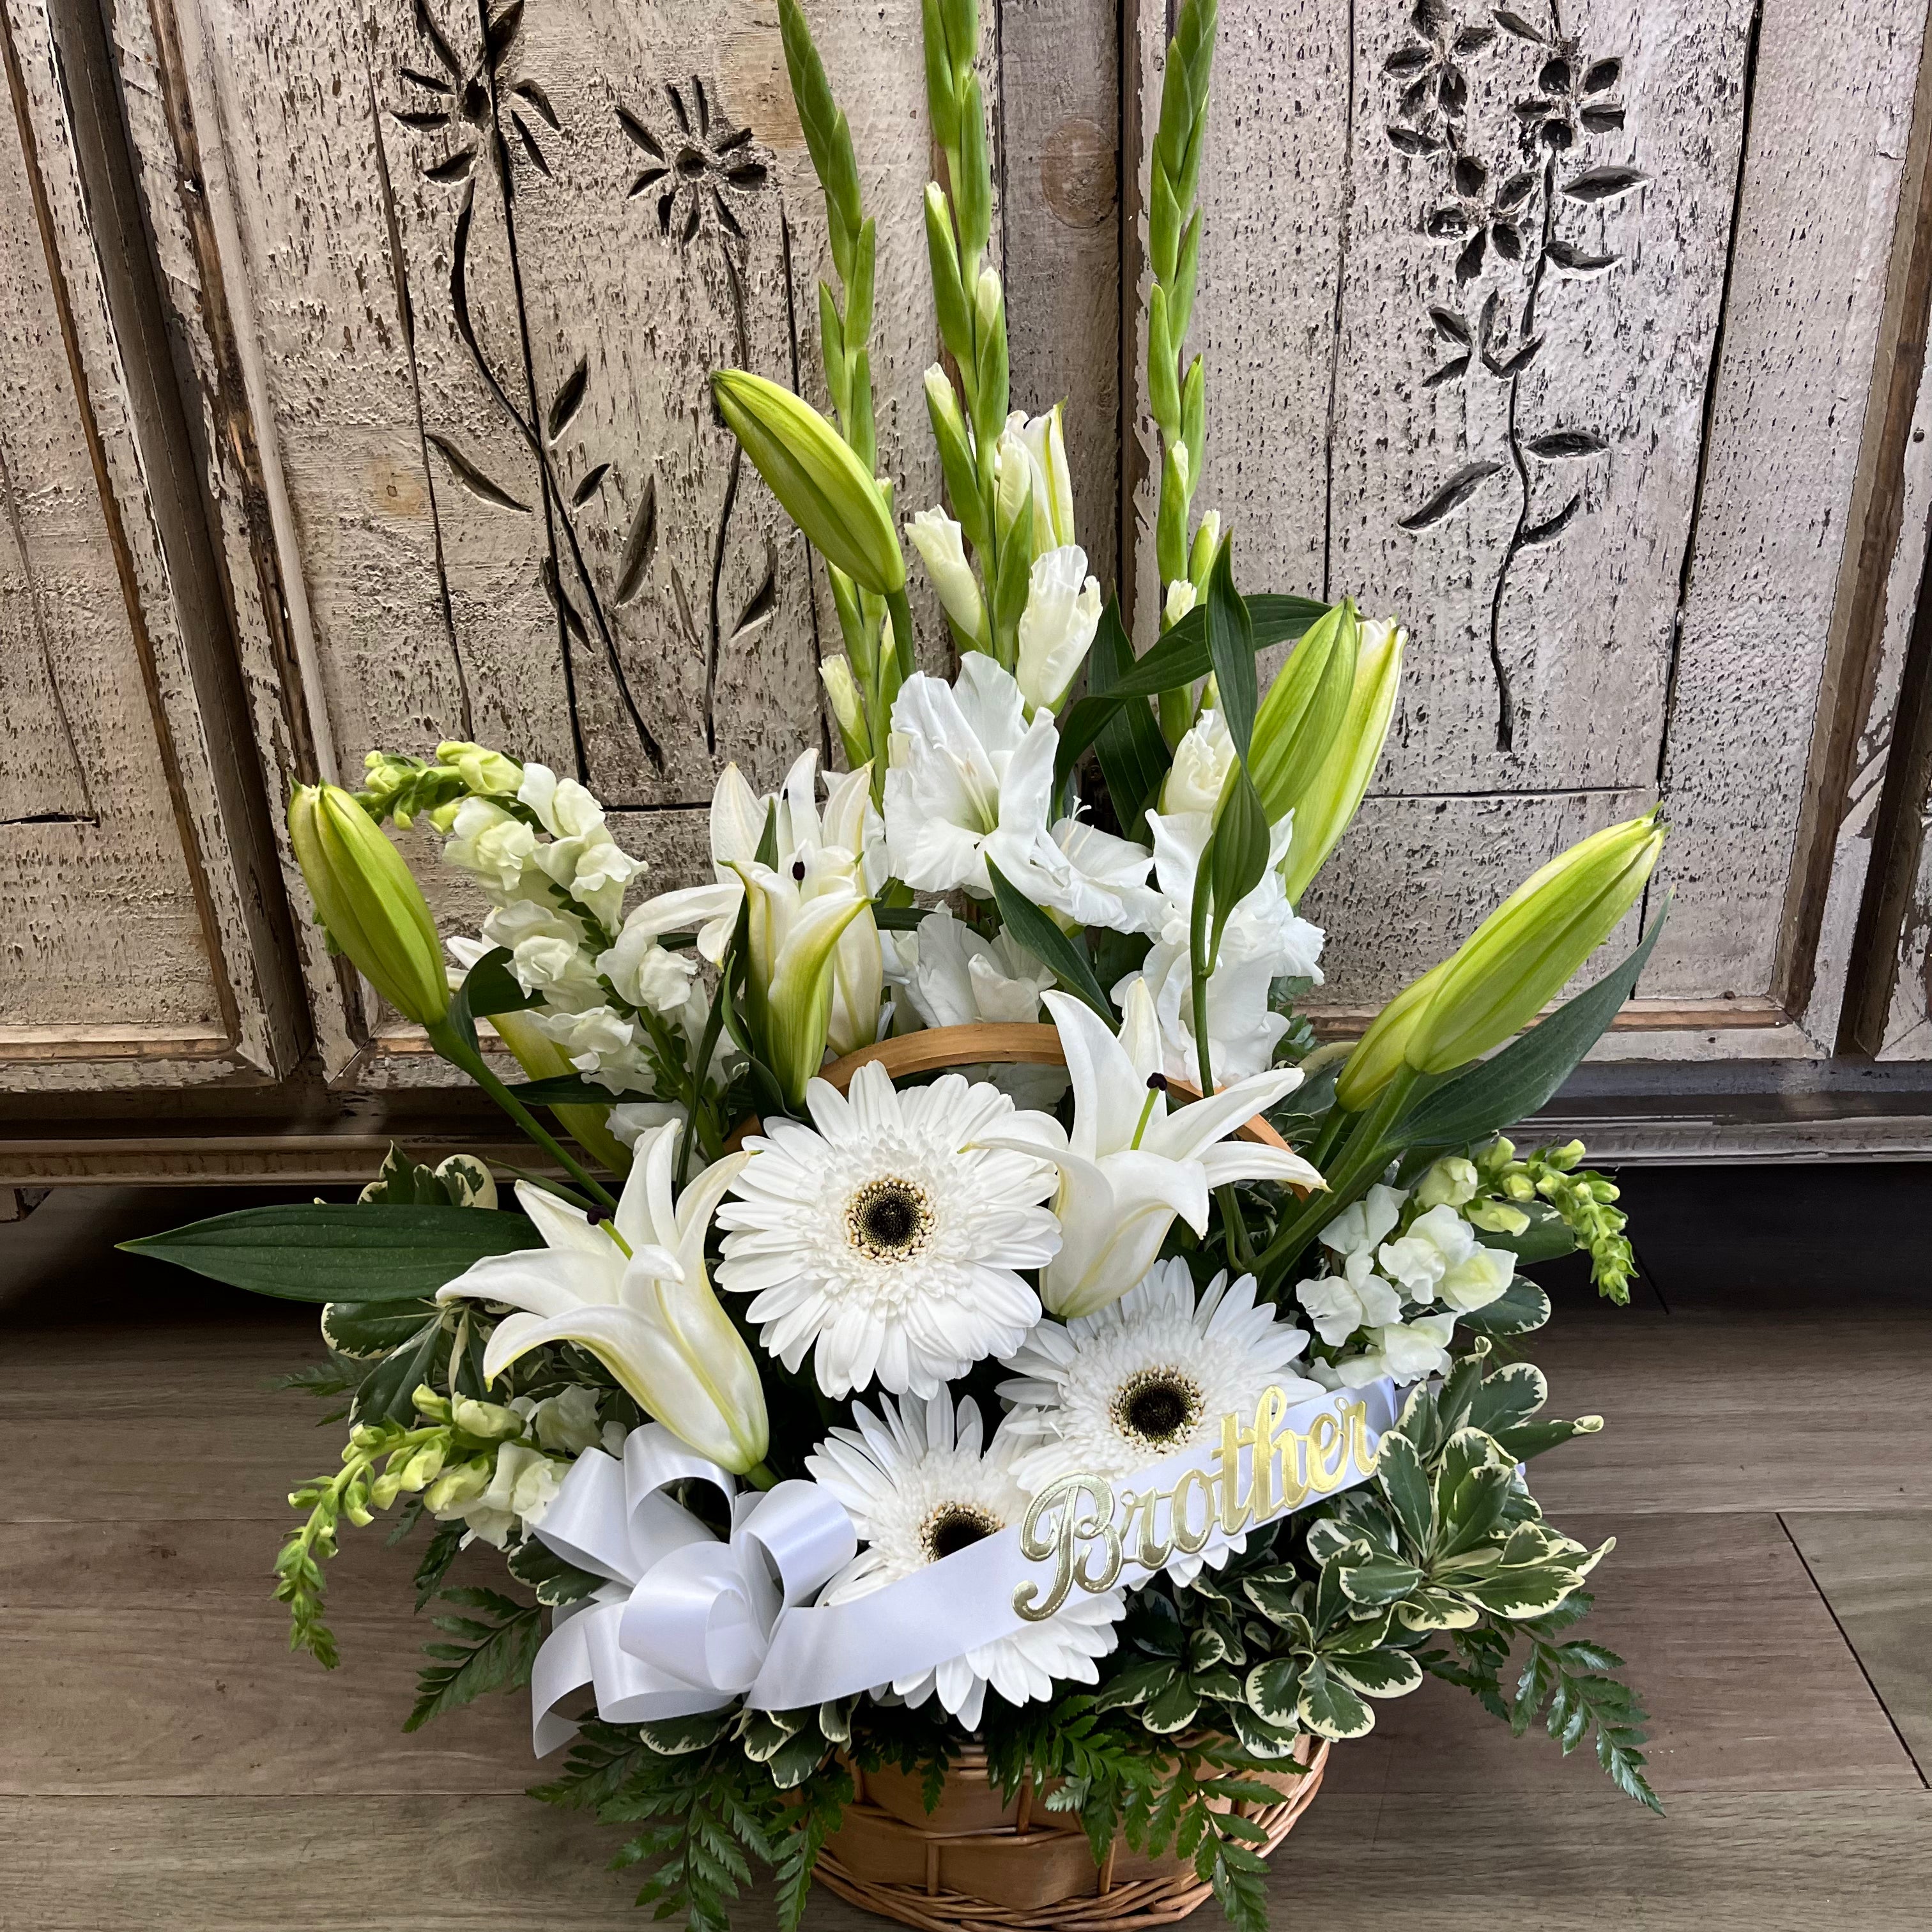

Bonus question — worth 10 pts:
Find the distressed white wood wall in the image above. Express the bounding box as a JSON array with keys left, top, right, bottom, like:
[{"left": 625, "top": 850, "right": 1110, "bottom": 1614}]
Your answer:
[{"left": 4, "top": 0, "right": 1932, "bottom": 1137}]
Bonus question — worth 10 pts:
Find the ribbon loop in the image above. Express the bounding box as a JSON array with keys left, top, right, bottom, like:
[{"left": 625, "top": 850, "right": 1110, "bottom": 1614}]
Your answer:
[{"left": 528, "top": 1425, "right": 857, "bottom": 1755}]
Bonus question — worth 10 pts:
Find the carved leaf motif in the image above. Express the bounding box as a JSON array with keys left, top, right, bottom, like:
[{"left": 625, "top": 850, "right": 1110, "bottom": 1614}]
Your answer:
[
  {"left": 617, "top": 106, "right": 664, "bottom": 157},
  {"left": 426, "top": 432, "right": 530, "bottom": 512},
  {"left": 548, "top": 356, "right": 590, "bottom": 442},
  {"left": 514, "top": 79, "right": 559, "bottom": 129},
  {"left": 486, "top": 1, "right": 523, "bottom": 66},
  {"left": 1485, "top": 335, "right": 1542, "bottom": 377},
  {"left": 414, "top": 0, "right": 461, "bottom": 79},
  {"left": 1583, "top": 58, "right": 1623, "bottom": 93},
  {"left": 1400, "top": 460, "right": 1505, "bottom": 531},
  {"left": 1494, "top": 171, "right": 1537, "bottom": 213},
  {"left": 1526, "top": 428, "right": 1608, "bottom": 459},
  {"left": 1581, "top": 103, "right": 1626, "bottom": 134},
  {"left": 1493, "top": 9, "right": 1545, "bottom": 42},
  {"left": 1521, "top": 492, "right": 1583, "bottom": 548},
  {"left": 614, "top": 477, "right": 658, "bottom": 605},
  {"left": 571, "top": 462, "right": 611, "bottom": 508},
  {"left": 733, "top": 542, "right": 779, "bottom": 639},
  {"left": 1429, "top": 304, "right": 1471, "bottom": 344},
  {"left": 1424, "top": 355, "right": 1470, "bottom": 389},
  {"left": 1455, "top": 25, "right": 1496, "bottom": 54},
  {"left": 425, "top": 148, "right": 476, "bottom": 182},
  {"left": 1562, "top": 165, "right": 1648, "bottom": 204},
  {"left": 1545, "top": 239, "right": 1621, "bottom": 277},
  {"left": 1385, "top": 45, "right": 1434, "bottom": 78},
  {"left": 1389, "top": 125, "right": 1442, "bottom": 155},
  {"left": 510, "top": 111, "right": 551, "bottom": 176}
]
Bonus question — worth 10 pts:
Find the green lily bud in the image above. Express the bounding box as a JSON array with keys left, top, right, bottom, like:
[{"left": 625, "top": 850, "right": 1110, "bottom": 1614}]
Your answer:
[
  {"left": 971, "top": 268, "right": 1008, "bottom": 450},
  {"left": 1404, "top": 809, "right": 1665, "bottom": 1077},
  {"left": 1333, "top": 958, "right": 1448, "bottom": 1112},
  {"left": 712, "top": 371, "right": 904, "bottom": 594},
  {"left": 819, "top": 655, "right": 871, "bottom": 768},
  {"left": 1148, "top": 284, "right": 1181, "bottom": 440},
  {"left": 1249, "top": 599, "right": 1360, "bottom": 828},
  {"left": 1278, "top": 617, "right": 1404, "bottom": 903},
  {"left": 289, "top": 783, "right": 450, "bottom": 1025}
]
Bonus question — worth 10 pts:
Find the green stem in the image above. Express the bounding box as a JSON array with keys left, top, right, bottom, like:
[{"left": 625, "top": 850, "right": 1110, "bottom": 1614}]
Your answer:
[
  {"left": 428, "top": 1020, "right": 620, "bottom": 1213},
  {"left": 742, "top": 1460, "right": 779, "bottom": 1492},
  {"left": 885, "top": 586, "right": 917, "bottom": 684},
  {"left": 1252, "top": 1064, "right": 1425, "bottom": 1293}
]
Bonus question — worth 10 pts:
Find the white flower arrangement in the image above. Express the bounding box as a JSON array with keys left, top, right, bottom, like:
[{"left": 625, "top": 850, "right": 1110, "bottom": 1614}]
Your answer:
[{"left": 132, "top": 3, "right": 1671, "bottom": 1929}]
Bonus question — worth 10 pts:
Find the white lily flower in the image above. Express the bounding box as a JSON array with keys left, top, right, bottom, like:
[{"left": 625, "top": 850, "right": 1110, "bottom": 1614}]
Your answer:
[
  {"left": 1377, "top": 1202, "right": 1515, "bottom": 1313},
  {"left": 1164, "top": 579, "right": 1198, "bottom": 627},
  {"left": 1116, "top": 806, "right": 1326, "bottom": 1083},
  {"left": 436, "top": 1124, "right": 769, "bottom": 1474},
  {"left": 908, "top": 507, "right": 989, "bottom": 648},
  {"left": 1016, "top": 546, "right": 1102, "bottom": 715},
  {"left": 994, "top": 985, "right": 1324, "bottom": 1319}
]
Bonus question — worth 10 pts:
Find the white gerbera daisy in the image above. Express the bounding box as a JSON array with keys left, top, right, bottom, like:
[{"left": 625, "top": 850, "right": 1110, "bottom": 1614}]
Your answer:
[
  {"left": 807, "top": 1393, "right": 1121, "bottom": 1728},
  {"left": 997, "top": 1259, "right": 1326, "bottom": 1583},
  {"left": 714, "top": 1062, "right": 1062, "bottom": 1399}
]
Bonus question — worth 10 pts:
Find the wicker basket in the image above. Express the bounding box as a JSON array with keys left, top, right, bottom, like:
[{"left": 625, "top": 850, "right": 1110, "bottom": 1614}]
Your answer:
[
  {"left": 814, "top": 1737, "right": 1328, "bottom": 1931},
  {"left": 786, "top": 1022, "right": 1322, "bottom": 1928}
]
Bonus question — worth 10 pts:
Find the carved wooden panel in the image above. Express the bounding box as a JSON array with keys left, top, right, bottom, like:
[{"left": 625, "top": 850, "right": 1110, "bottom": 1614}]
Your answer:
[
  {"left": 120, "top": 0, "right": 976, "bottom": 1080},
  {"left": 0, "top": 0, "right": 298, "bottom": 1091},
  {"left": 1128, "top": 0, "right": 1932, "bottom": 1061}
]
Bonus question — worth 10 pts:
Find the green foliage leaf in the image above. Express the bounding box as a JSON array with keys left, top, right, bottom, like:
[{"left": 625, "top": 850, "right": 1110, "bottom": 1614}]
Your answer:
[
  {"left": 1089, "top": 597, "right": 1172, "bottom": 841},
  {"left": 1053, "top": 594, "right": 1329, "bottom": 789},
  {"left": 503, "top": 1075, "right": 620, "bottom": 1106},
  {"left": 1324, "top": 1647, "right": 1424, "bottom": 1698},
  {"left": 506, "top": 1534, "right": 606, "bottom": 1607},
  {"left": 1455, "top": 1275, "right": 1553, "bottom": 1337},
  {"left": 1203, "top": 540, "right": 1258, "bottom": 758},
  {"left": 120, "top": 1204, "right": 540, "bottom": 1303},
  {"left": 1295, "top": 1660, "right": 1377, "bottom": 1740},
  {"left": 407, "top": 1584, "right": 542, "bottom": 1730}
]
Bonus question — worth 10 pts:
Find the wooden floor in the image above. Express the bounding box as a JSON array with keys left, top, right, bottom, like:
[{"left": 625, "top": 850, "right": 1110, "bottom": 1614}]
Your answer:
[{"left": 3, "top": 1171, "right": 1930, "bottom": 1931}]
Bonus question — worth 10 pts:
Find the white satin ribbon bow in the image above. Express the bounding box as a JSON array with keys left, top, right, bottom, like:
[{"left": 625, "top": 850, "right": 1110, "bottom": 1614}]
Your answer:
[{"left": 527, "top": 1423, "right": 857, "bottom": 1756}]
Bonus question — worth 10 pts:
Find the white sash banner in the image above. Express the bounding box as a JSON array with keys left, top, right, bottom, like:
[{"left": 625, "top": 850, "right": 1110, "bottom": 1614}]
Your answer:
[{"left": 529, "top": 1379, "right": 1398, "bottom": 1756}]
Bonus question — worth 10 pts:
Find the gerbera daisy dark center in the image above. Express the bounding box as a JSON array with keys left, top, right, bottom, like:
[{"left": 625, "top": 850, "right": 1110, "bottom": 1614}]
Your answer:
[
  {"left": 845, "top": 1177, "right": 933, "bottom": 1261},
  {"left": 921, "top": 1501, "right": 1002, "bottom": 1562},
  {"left": 1112, "top": 1367, "right": 1204, "bottom": 1450}
]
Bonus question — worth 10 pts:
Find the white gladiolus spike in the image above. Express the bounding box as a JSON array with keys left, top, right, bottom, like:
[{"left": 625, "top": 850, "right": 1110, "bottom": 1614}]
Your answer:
[
  {"left": 1015, "top": 546, "right": 1101, "bottom": 715},
  {"left": 908, "top": 507, "right": 989, "bottom": 648}
]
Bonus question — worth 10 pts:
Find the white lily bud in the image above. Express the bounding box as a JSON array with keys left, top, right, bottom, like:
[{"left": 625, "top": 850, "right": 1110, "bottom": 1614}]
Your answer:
[
  {"left": 1164, "top": 578, "right": 1198, "bottom": 627},
  {"left": 1015, "top": 544, "right": 1101, "bottom": 714},
  {"left": 907, "top": 506, "right": 988, "bottom": 646}
]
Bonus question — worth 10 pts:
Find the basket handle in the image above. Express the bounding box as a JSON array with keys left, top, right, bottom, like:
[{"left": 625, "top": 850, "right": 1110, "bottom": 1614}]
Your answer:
[{"left": 726, "top": 1022, "right": 1304, "bottom": 1160}]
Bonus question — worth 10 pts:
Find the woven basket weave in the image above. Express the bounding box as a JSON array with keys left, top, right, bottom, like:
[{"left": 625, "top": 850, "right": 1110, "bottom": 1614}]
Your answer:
[{"left": 813, "top": 1737, "right": 1328, "bottom": 1931}]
